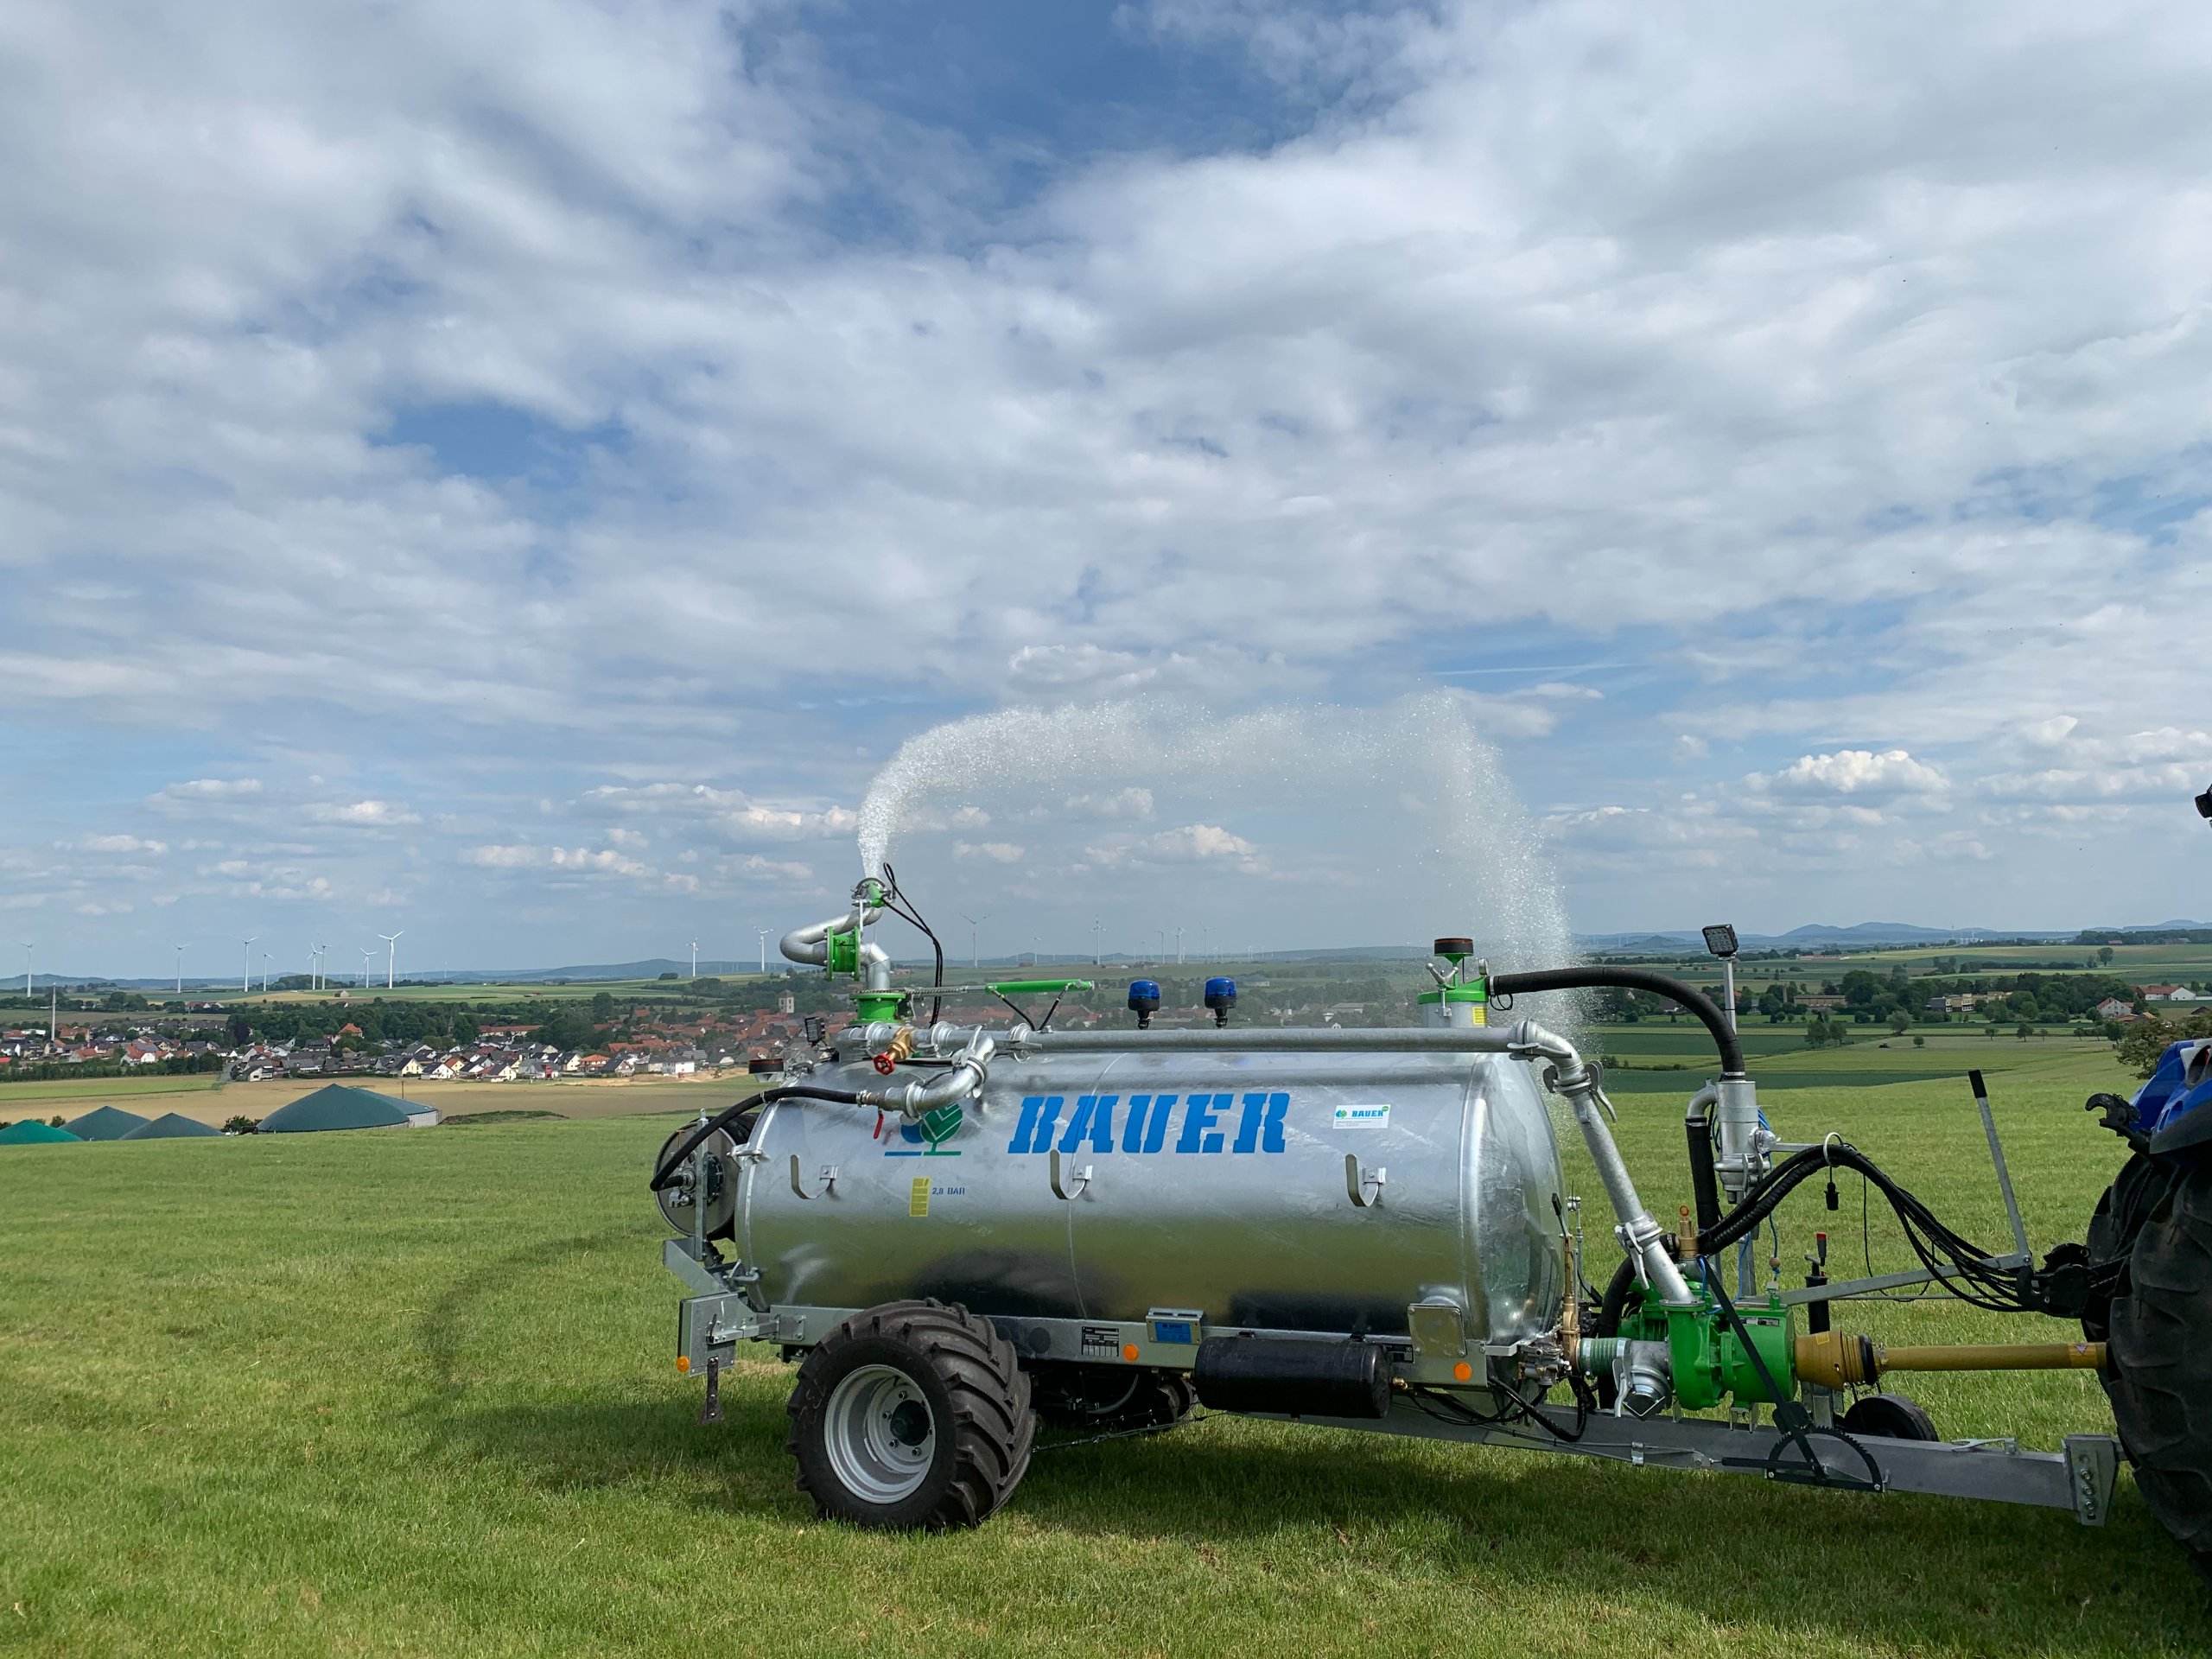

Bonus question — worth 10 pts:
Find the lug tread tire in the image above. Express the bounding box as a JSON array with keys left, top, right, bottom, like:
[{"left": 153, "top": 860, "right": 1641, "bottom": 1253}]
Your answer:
[
  {"left": 2083, "top": 1153, "right": 2177, "bottom": 1342},
  {"left": 2105, "top": 1164, "right": 2212, "bottom": 1581},
  {"left": 786, "top": 1299, "right": 1034, "bottom": 1532}
]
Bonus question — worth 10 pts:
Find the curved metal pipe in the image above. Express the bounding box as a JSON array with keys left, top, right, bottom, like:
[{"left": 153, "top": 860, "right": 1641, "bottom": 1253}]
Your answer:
[
  {"left": 858, "top": 1033, "right": 995, "bottom": 1118},
  {"left": 779, "top": 907, "right": 891, "bottom": 990}
]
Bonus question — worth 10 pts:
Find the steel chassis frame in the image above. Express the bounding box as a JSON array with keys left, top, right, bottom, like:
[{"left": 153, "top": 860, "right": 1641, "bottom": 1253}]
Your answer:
[{"left": 665, "top": 1240, "right": 2120, "bottom": 1527}]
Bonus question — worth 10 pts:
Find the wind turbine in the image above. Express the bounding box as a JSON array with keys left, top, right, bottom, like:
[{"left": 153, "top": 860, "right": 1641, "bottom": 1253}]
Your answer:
[
  {"left": 313, "top": 941, "right": 327, "bottom": 991},
  {"left": 1175, "top": 925, "right": 1185, "bottom": 964},
  {"left": 175, "top": 944, "right": 185, "bottom": 995},
  {"left": 260, "top": 950, "right": 272, "bottom": 994},
  {"left": 22, "top": 942, "right": 31, "bottom": 997},
  {"left": 379, "top": 931, "right": 404, "bottom": 989},
  {"left": 690, "top": 939, "right": 699, "bottom": 978},
  {"left": 959, "top": 912, "right": 990, "bottom": 969},
  {"left": 1091, "top": 917, "right": 1103, "bottom": 967},
  {"left": 241, "top": 937, "right": 257, "bottom": 995},
  {"left": 359, "top": 947, "right": 373, "bottom": 988},
  {"left": 756, "top": 927, "right": 768, "bottom": 975}
]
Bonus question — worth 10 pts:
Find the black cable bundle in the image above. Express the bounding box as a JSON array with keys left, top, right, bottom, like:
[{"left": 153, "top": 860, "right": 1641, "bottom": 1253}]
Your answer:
[
  {"left": 1700, "top": 1140, "right": 2043, "bottom": 1314},
  {"left": 875, "top": 861, "right": 945, "bottom": 1027}
]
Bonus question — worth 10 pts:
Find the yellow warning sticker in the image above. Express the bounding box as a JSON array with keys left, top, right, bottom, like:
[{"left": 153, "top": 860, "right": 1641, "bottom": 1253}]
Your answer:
[{"left": 909, "top": 1176, "right": 931, "bottom": 1217}]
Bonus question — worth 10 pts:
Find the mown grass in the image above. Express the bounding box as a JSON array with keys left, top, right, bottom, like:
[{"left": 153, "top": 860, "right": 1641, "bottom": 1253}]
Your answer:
[{"left": 1, "top": 1049, "right": 2205, "bottom": 1657}]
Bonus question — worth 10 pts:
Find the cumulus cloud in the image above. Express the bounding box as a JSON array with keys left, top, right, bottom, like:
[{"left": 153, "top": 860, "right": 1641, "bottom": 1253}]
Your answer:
[
  {"left": 305, "top": 800, "right": 423, "bottom": 826},
  {"left": 954, "top": 840, "right": 1027, "bottom": 864},
  {"left": 462, "top": 844, "right": 652, "bottom": 878},
  {"left": 75, "top": 834, "right": 168, "bottom": 855},
  {"left": 11, "top": 2, "right": 2212, "bottom": 960},
  {"left": 1752, "top": 749, "right": 1949, "bottom": 798}
]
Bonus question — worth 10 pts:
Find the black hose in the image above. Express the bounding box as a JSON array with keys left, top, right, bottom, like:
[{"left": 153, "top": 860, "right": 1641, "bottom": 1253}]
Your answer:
[
  {"left": 1686, "top": 1111, "right": 1724, "bottom": 1232},
  {"left": 647, "top": 1084, "right": 862, "bottom": 1192},
  {"left": 1489, "top": 966, "right": 1745, "bottom": 1077}
]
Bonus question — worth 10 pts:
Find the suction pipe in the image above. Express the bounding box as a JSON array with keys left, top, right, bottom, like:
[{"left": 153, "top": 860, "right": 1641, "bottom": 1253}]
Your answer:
[
  {"left": 779, "top": 900, "right": 892, "bottom": 991},
  {"left": 1019, "top": 1020, "right": 1696, "bottom": 1308}
]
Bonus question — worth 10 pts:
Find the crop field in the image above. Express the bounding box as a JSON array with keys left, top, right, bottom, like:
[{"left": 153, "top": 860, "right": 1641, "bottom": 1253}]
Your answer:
[
  {"left": 0, "top": 1071, "right": 225, "bottom": 1105},
  {"left": 0, "top": 1074, "right": 761, "bottom": 1131},
  {"left": 1, "top": 1043, "right": 2204, "bottom": 1657}
]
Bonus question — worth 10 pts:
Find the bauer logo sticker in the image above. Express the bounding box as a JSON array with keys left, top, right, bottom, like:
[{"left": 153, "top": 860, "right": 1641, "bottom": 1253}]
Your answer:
[
  {"left": 1334, "top": 1103, "right": 1391, "bottom": 1129},
  {"left": 909, "top": 1176, "right": 931, "bottom": 1217}
]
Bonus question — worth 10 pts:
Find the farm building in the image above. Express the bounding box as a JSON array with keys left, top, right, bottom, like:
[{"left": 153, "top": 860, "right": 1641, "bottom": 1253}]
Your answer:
[
  {"left": 63, "top": 1105, "right": 152, "bottom": 1140},
  {"left": 119, "top": 1112, "right": 221, "bottom": 1140},
  {"left": 0, "top": 1120, "right": 81, "bottom": 1145},
  {"left": 258, "top": 1084, "right": 438, "bottom": 1134}
]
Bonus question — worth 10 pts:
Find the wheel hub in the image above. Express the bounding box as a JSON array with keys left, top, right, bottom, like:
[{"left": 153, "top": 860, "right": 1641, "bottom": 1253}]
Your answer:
[{"left": 823, "top": 1363, "right": 938, "bottom": 1504}]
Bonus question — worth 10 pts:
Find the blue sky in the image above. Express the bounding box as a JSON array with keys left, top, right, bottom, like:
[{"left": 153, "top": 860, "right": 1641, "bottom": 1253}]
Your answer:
[{"left": 3, "top": 0, "right": 2211, "bottom": 981}]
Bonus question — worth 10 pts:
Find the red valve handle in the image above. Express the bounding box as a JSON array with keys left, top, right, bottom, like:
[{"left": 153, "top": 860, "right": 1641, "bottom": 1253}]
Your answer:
[{"left": 872, "top": 1052, "right": 897, "bottom": 1075}]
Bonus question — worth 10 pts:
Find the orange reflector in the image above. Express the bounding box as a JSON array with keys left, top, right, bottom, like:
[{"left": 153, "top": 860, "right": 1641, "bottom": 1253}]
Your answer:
[
  {"left": 676, "top": 1355, "right": 690, "bottom": 1374},
  {"left": 1122, "top": 1344, "right": 1140, "bottom": 1363},
  {"left": 1452, "top": 1362, "right": 1473, "bottom": 1382}
]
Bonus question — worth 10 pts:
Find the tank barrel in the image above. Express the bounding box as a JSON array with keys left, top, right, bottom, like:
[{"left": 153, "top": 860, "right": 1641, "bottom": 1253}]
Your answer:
[{"left": 1019, "top": 1018, "right": 1696, "bottom": 1306}]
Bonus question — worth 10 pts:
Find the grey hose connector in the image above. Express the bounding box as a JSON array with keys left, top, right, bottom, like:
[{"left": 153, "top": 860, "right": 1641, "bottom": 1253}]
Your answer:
[
  {"left": 1510, "top": 1020, "right": 1696, "bottom": 1308},
  {"left": 860, "top": 1033, "right": 996, "bottom": 1119}
]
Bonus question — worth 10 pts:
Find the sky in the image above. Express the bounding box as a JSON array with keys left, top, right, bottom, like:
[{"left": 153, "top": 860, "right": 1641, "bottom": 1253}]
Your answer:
[{"left": 4, "top": 0, "right": 2211, "bottom": 982}]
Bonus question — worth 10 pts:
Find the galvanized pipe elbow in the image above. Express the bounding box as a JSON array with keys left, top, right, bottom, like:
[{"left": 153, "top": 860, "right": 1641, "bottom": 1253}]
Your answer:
[
  {"left": 779, "top": 907, "right": 885, "bottom": 968},
  {"left": 861, "top": 1033, "right": 995, "bottom": 1119},
  {"left": 1510, "top": 1020, "right": 1696, "bottom": 1309}
]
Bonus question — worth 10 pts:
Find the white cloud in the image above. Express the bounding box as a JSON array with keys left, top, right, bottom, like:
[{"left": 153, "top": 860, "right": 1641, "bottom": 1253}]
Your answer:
[
  {"left": 10, "top": 3, "right": 2212, "bottom": 959},
  {"left": 1751, "top": 749, "right": 1949, "bottom": 798},
  {"left": 75, "top": 834, "right": 168, "bottom": 855},
  {"left": 954, "top": 840, "right": 1026, "bottom": 864},
  {"left": 305, "top": 799, "right": 422, "bottom": 826}
]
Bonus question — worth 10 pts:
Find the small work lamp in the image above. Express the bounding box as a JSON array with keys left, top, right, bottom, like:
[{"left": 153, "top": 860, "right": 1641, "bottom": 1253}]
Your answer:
[{"left": 1702, "top": 923, "right": 1740, "bottom": 1033}]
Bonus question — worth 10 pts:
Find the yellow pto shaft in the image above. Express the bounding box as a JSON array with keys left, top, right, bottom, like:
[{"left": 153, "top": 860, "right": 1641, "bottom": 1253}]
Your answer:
[{"left": 1795, "top": 1330, "right": 2107, "bottom": 1391}]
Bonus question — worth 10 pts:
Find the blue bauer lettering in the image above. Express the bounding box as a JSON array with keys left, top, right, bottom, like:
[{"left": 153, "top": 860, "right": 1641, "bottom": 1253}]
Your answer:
[
  {"left": 1122, "top": 1094, "right": 1177, "bottom": 1154},
  {"left": 1007, "top": 1095, "right": 1066, "bottom": 1154},
  {"left": 1175, "top": 1092, "right": 1226, "bottom": 1154},
  {"left": 1058, "top": 1094, "right": 1118, "bottom": 1155},
  {"left": 1232, "top": 1090, "right": 1290, "bottom": 1154}
]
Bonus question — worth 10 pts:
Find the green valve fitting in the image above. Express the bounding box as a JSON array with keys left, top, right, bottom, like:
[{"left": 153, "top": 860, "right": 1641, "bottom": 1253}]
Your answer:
[
  {"left": 824, "top": 928, "right": 860, "bottom": 978},
  {"left": 854, "top": 990, "right": 906, "bottom": 1024}
]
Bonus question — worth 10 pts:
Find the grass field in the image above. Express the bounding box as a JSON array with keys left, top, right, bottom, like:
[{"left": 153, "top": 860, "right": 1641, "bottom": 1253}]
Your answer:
[{"left": 2, "top": 1046, "right": 2205, "bottom": 1656}]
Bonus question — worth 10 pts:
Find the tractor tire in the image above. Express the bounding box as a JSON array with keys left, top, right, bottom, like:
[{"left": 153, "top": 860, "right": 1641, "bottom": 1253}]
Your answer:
[
  {"left": 2103, "top": 1161, "right": 2212, "bottom": 1584},
  {"left": 1032, "top": 1363, "right": 1195, "bottom": 1433},
  {"left": 2083, "top": 1152, "right": 2179, "bottom": 1342},
  {"left": 786, "top": 1299, "right": 1034, "bottom": 1531}
]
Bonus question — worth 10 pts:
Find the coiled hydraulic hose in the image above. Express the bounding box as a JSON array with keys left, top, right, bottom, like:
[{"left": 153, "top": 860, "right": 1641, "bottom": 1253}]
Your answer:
[
  {"left": 1489, "top": 966, "right": 1745, "bottom": 1077},
  {"left": 646, "top": 1084, "right": 861, "bottom": 1193}
]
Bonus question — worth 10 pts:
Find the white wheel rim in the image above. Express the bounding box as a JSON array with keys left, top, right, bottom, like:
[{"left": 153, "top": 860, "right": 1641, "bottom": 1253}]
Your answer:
[{"left": 823, "top": 1363, "right": 937, "bottom": 1503}]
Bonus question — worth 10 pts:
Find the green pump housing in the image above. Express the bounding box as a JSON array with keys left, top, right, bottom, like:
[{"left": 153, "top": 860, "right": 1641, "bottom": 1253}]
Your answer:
[{"left": 1599, "top": 1278, "right": 1799, "bottom": 1410}]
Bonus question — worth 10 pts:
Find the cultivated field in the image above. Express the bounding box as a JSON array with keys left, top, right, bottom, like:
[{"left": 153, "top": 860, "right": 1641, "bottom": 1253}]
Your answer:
[
  {"left": 1, "top": 1045, "right": 2203, "bottom": 1656},
  {"left": 0, "top": 1073, "right": 760, "bottom": 1129}
]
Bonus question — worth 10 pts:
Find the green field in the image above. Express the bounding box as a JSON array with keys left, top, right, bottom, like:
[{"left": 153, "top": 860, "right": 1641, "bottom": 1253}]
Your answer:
[
  {"left": 2, "top": 1046, "right": 2204, "bottom": 1657},
  {"left": 0, "top": 1071, "right": 226, "bottom": 1104}
]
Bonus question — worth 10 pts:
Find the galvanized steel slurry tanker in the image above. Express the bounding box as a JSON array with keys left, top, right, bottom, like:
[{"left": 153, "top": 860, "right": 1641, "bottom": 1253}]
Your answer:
[{"left": 652, "top": 877, "right": 2212, "bottom": 1571}]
